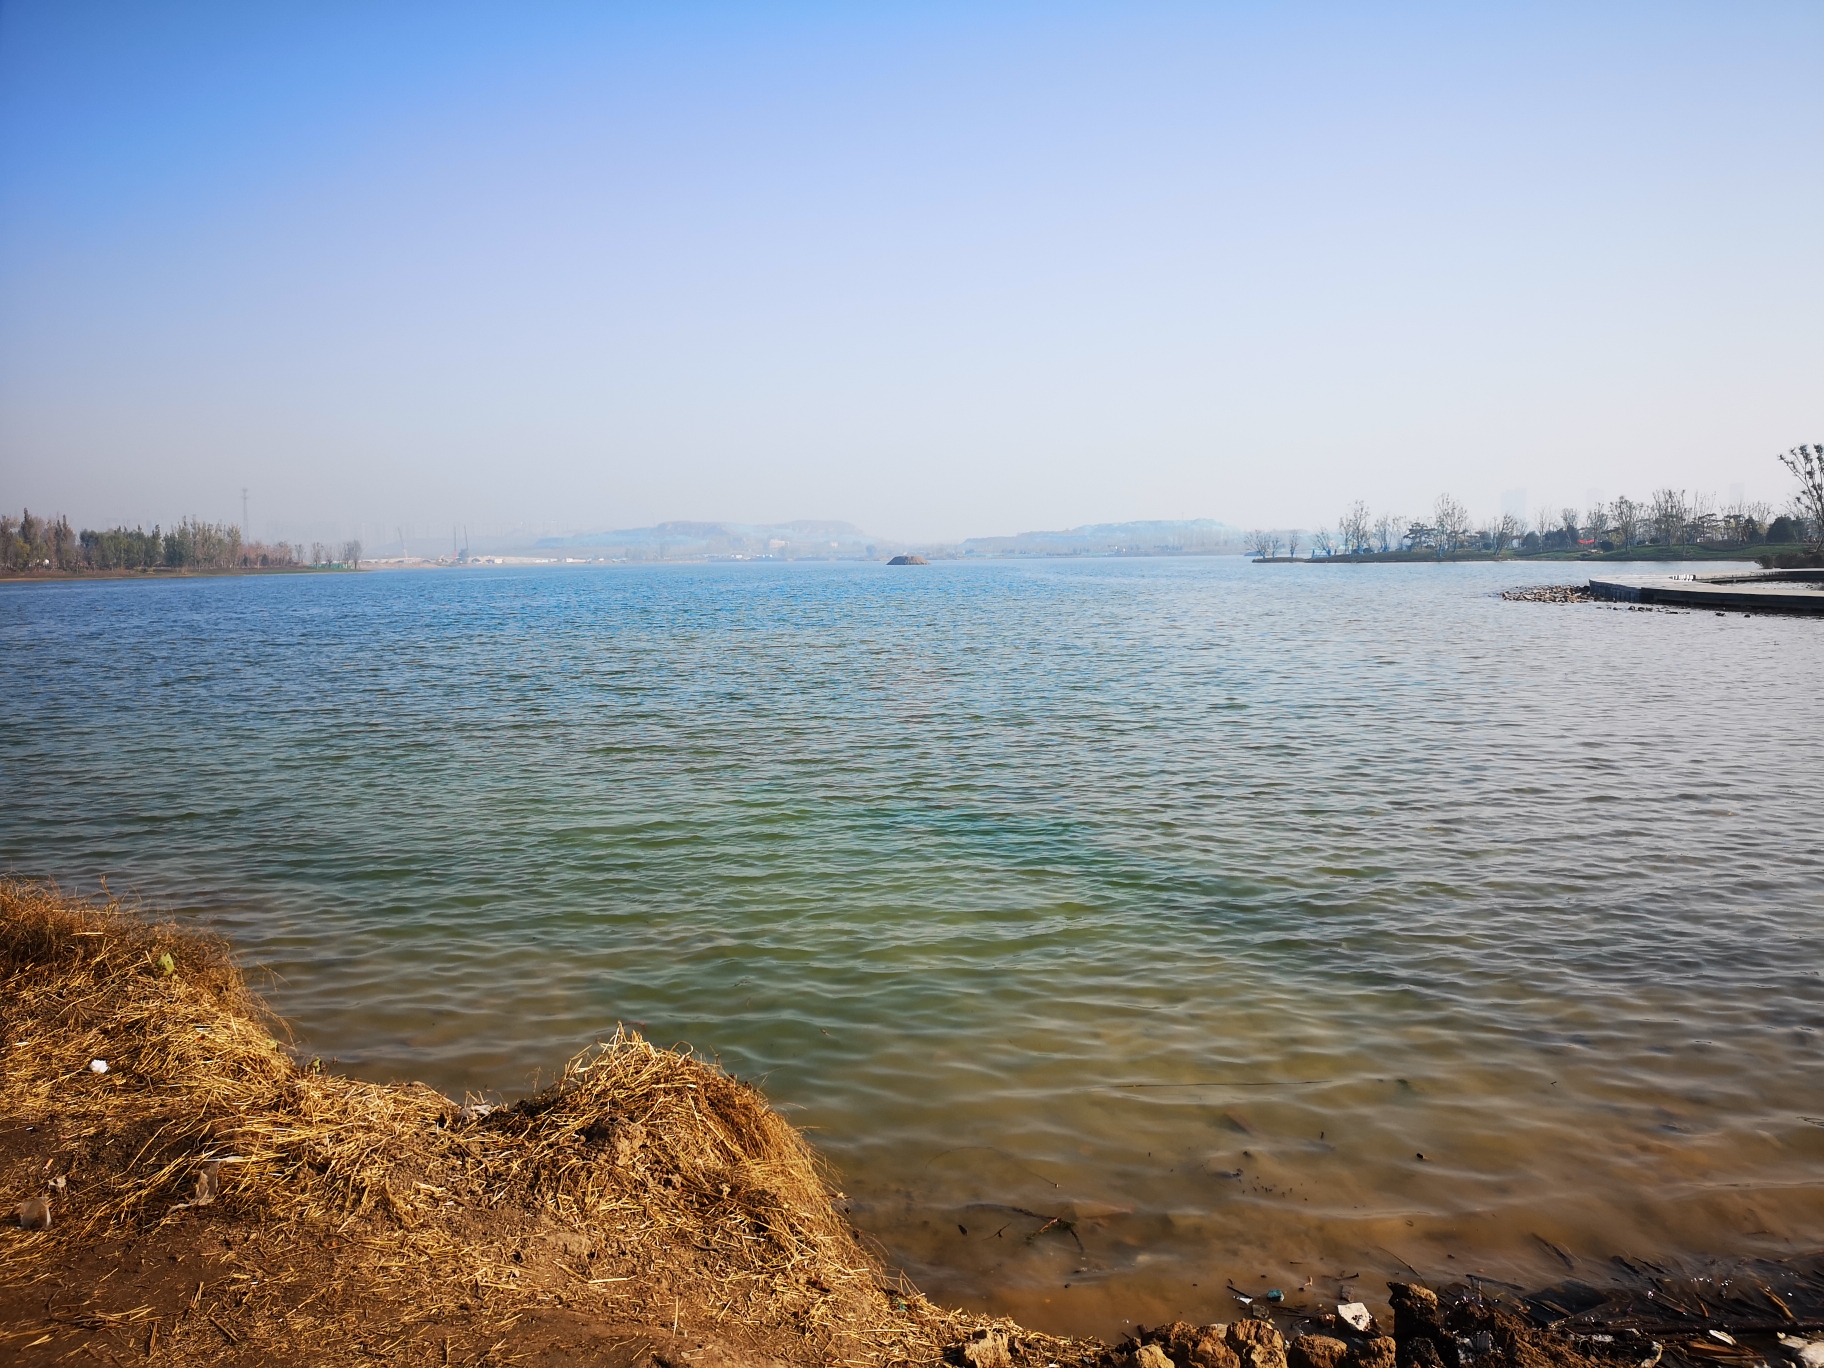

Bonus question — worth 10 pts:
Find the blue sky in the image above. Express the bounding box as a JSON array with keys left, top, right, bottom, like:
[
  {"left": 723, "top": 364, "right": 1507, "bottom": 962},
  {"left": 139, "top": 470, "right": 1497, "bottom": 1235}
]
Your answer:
[{"left": 1, "top": 2, "right": 1818, "bottom": 543}]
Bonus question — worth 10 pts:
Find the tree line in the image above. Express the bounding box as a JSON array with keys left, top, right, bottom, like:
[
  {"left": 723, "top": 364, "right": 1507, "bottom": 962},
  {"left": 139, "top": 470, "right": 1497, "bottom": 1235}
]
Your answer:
[
  {"left": 2, "top": 510, "right": 362, "bottom": 574},
  {"left": 1249, "top": 444, "right": 1824, "bottom": 559}
]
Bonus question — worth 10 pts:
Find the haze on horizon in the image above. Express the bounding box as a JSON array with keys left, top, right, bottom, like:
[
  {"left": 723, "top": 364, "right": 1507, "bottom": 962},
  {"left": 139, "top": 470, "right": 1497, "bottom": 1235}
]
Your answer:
[{"left": 1, "top": 1, "right": 1819, "bottom": 547}]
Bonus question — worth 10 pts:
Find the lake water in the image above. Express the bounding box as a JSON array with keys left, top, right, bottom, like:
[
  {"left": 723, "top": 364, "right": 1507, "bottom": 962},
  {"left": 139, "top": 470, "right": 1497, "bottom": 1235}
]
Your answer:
[{"left": 4, "top": 557, "right": 1823, "bottom": 1336}]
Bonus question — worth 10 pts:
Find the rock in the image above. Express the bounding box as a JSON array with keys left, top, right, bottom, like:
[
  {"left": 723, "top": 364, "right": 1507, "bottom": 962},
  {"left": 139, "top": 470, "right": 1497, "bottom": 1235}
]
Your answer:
[
  {"left": 1347, "top": 1339, "right": 1396, "bottom": 1368},
  {"left": 887, "top": 555, "right": 929, "bottom": 566},
  {"left": 1387, "top": 1285, "right": 1448, "bottom": 1354},
  {"left": 1145, "top": 1322, "right": 1239, "bottom": 1368},
  {"left": 16, "top": 1197, "right": 51, "bottom": 1229},
  {"left": 962, "top": 1329, "right": 1013, "bottom": 1368},
  {"left": 1187, "top": 1326, "right": 1240, "bottom": 1368},
  {"left": 1790, "top": 1345, "right": 1824, "bottom": 1368},
  {"left": 1337, "top": 1304, "right": 1376, "bottom": 1335},
  {"left": 1135, "top": 1346, "right": 1175, "bottom": 1368},
  {"left": 1398, "top": 1340, "right": 1444, "bottom": 1368},
  {"left": 1290, "top": 1336, "right": 1350, "bottom": 1368},
  {"left": 1225, "top": 1319, "right": 1287, "bottom": 1368}
]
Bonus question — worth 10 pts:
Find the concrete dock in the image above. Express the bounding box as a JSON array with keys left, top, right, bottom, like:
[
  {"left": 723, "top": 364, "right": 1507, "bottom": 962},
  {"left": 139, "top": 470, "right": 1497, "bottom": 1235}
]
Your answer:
[{"left": 1587, "top": 569, "right": 1824, "bottom": 615}]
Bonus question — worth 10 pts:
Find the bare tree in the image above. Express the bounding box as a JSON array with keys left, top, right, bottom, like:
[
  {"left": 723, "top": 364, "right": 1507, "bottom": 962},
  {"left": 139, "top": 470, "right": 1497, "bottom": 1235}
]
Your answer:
[
  {"left": 1649, "top": 488, "right": 1689, "bottom": 547},
  {"left": 1433, "top": 495, "right": 1471, "bottom": 553},
  {"left": 1339, "top": 500, "right": 1373, "bottom": 555},
  {"left": 1583, "top": 503, "right": 1612, "bottom": 546},
  {"left": 1286, "top": 528, "right": 1302, "bottom": 558},
  {"left": 1777, "top": 443, "right": 1824, "bottom": 550},
  {"left": 1608, "top": 496, "right": 1640, "bottom": 549},
  {"left": 1687, "top": 491, "right": 1718, "bottom": 545},
  {"left": 1269, "top": 531, "right": 1284, "bottom": 558},
  {"left": 1247, "top": 529, "right": 1274, "bottom": 559},
  {"left": 1374, "top": 512, "right": 1401, "bottom": 554},
  {"left": 341, "top": 539, "right": 363, "bottom": 569},
  {"left": 1311, "top": 527, "right": 1335, "bottom": 557}
]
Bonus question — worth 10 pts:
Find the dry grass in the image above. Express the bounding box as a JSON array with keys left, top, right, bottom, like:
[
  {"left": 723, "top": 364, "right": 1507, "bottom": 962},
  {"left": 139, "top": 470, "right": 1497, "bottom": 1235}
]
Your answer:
[{"left": 0, "top": 879, "right": 1097, "bottom": 1367}]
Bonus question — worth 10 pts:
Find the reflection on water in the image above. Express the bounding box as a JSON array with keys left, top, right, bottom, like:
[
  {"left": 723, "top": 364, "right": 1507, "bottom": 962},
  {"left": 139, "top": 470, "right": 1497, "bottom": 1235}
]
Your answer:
[{"left": 3, "top": 557, "right": 1822, "bottom": 1337}]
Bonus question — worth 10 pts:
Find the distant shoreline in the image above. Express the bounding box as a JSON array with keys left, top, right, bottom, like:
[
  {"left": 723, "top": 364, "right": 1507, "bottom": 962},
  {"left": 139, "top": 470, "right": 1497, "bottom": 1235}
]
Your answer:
[
  {"left": 1254, "top": 543, "right": 1808, "bottom": 565},
  {"left": 0, "top": 565, "right": 356, "bottom": 584}
]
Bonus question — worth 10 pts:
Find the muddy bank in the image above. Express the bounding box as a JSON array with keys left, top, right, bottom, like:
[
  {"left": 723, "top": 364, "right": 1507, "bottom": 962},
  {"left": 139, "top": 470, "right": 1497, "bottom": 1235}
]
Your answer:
[{"left": 3, "top": 880, "right": 1819, "bottom": 1368}]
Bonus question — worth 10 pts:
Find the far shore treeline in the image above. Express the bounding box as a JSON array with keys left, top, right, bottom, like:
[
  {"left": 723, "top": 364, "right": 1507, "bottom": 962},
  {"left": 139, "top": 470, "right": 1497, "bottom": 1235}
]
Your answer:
[
  {"left": 1, "top": 510, "right": 362, "bottom": 575},
  {"left": 1252, "top": 445, "right": 1824, "bottom": 566}
]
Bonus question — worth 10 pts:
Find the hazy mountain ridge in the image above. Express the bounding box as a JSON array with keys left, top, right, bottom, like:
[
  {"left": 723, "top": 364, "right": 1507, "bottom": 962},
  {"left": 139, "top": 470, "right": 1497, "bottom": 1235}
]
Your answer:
[
  {"left": 958, "top": 518, "right": 1244, "bottom": 556},
  {"left": 527, "top": 517, "right": 1245, "bottom": 560},
  {"left": 532, "top": 520, "right": 887, "bottom": 559}
]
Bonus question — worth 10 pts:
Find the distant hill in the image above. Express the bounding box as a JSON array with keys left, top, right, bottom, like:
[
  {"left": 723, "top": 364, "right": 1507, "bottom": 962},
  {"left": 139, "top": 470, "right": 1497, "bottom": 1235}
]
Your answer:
[
  {"left": 529, "top": 516, "right": 1244, "bottom": 561},
  {"left": 959, "top": 519, "right": 1243, "bottom": 557},
  {"left": 532, "top": 520, "right": 887, "bottom": 560}
]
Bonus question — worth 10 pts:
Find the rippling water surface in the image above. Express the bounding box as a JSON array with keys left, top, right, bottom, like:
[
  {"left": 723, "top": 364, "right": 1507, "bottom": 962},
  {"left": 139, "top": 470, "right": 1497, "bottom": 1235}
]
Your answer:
[{"left": 4, "top": 558, "right": 1823, "bottom": 1335}]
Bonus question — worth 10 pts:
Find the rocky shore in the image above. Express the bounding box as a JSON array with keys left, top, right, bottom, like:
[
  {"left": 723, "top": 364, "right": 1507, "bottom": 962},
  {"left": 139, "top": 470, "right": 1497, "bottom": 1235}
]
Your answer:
[
  {"left": 1499, "top": 585, "right": 1598, "bottom": 603},
  {"left": 5, "top": 879, "right": 1821, "bottom": 1368}
]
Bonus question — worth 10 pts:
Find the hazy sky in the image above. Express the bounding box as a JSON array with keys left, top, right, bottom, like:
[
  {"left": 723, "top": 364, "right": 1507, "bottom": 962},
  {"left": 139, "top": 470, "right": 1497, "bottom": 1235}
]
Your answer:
[{"left": 1, "top": 2, "right": 1819, "bottom": 543}]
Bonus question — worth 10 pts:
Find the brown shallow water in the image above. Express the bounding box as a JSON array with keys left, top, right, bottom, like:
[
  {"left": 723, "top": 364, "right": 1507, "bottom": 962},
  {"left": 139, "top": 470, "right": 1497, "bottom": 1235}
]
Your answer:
[{"left": 3, "top": 557, "right": 1822, "bottom": 1336}]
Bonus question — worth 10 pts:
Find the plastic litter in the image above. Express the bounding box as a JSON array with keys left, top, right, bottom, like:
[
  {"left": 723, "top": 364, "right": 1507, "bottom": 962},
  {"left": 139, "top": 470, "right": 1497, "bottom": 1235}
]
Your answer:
[
  {"left": 1708, "top": 1331, "right": 1737, "bottom": 1346},
  {"left": 88, "top": 1058, "right": 108, "bottom": 1074},
  {"left": 1338, "top": 1303, "right": 1374, "bottom": 1333},
  {"left": 156, "top": 952, "right": 177, "bottom": 976},
  {"left": 1266, "top": 1289, "right": 1284, "bottom": 1302},
  {"left": 46, "top": 1175, "right": 65, "bottom": 1192}
]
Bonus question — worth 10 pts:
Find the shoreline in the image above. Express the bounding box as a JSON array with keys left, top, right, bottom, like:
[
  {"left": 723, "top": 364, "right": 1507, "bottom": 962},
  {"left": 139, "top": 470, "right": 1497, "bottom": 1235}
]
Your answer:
[
  {"left": 4, "top": 881, "right": 1821, "bottom": 1368},
  {"left": 0, "top": 566, "right": 357, "bottom": 584},
  {"left": 1253, "top": 545, "right": 1810, "bottom": 565}
]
